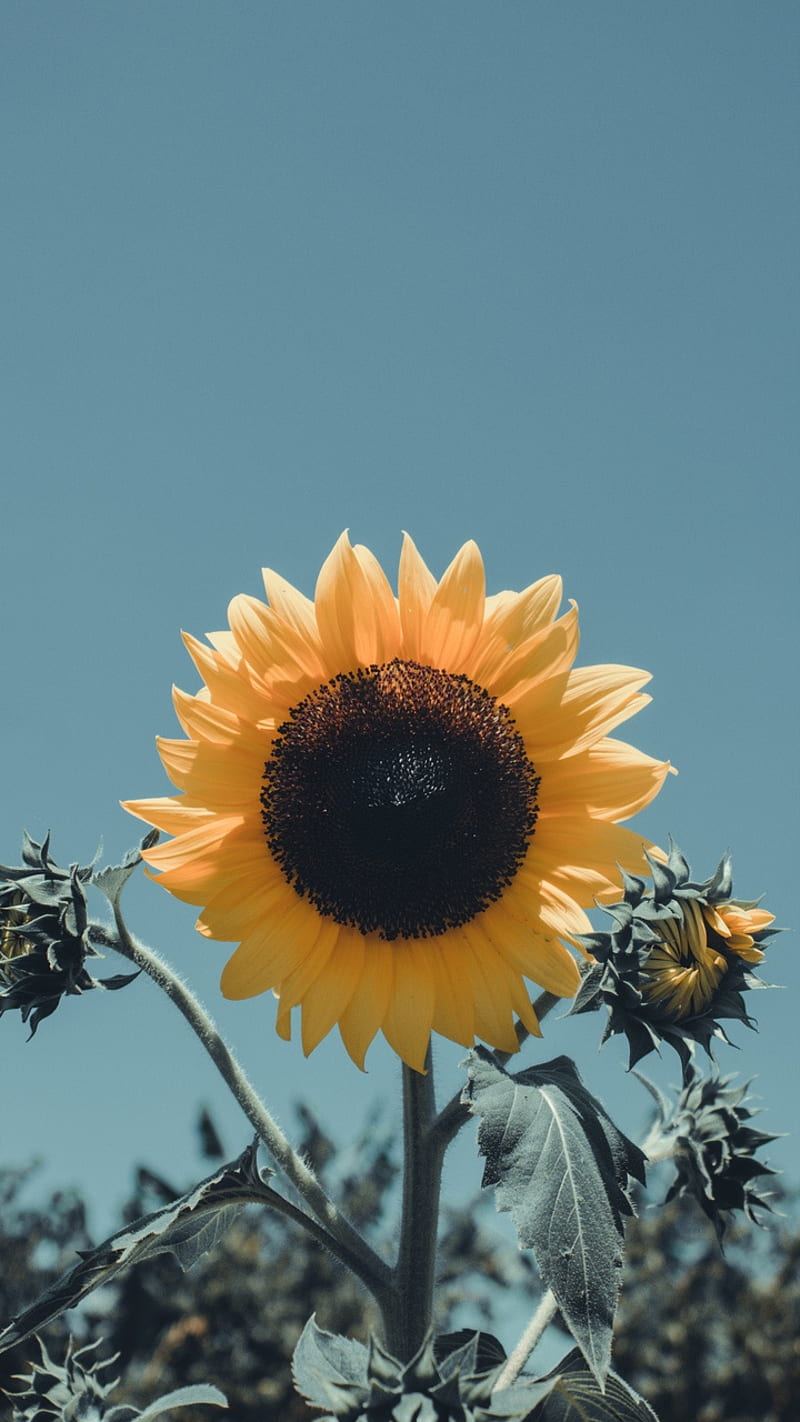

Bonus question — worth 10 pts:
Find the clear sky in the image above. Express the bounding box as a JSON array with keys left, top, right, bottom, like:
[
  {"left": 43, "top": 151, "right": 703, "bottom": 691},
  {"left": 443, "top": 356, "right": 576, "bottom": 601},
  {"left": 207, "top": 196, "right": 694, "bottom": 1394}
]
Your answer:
[{"left": 2, "top": 0, "right": 798, "bottom": 1277}]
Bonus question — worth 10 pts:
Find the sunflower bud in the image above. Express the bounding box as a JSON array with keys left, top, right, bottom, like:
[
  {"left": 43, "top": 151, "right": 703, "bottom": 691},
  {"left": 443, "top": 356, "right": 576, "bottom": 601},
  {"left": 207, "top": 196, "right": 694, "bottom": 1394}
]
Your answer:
[
  {"left": 0, "top": 833, "right": 138, "bottom": 1036},
  {"left": 658, "top": 1067, "right": 777, "bottom": 1242},
  {"left": 569, "top": 841, "right": 777, "bottom": 1073}
]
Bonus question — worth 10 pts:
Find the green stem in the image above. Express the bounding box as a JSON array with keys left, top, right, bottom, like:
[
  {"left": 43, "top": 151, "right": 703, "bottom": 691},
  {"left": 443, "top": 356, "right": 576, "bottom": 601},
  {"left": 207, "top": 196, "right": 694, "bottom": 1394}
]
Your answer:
[
  {"left": 97, "top": 913, "right": 390, "bottom": 1300},
  {"left": 494, "top": 1289, "right": 558, "bottom": 1388},
  {"left": 380, "top": 1051, "right": 445, "bottom": 1360}
]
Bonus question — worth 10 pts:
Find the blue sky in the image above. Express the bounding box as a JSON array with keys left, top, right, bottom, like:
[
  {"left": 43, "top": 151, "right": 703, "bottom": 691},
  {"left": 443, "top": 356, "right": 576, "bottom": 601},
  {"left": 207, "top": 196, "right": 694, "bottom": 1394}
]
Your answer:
[{"left": 2, "top": 0, "right": 798, "bottom": 1299}]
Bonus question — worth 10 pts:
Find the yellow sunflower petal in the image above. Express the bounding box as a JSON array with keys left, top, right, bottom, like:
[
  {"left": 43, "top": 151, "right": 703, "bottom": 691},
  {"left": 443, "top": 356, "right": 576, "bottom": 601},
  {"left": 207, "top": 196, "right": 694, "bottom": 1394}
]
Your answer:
[
  {"left": 337, "top": 938, "right": 395, "bottom": 1069},
  {"left": 428, "top": 939, "right": 475, "bottom": 1045},
  {"left": 315, "top": 531, "right": 400, "bottom": 670},
  {"left": 140, "top": 826, "right": 262, "bottom": 904},
  {"left": 381, "top": 942, "right": 436, "bottom": 1072},
  {"left": 155, "top": 738, "right": 267, "bottom": 812},
  {"left": 181, "top": 633, "right": 272, "bottom": 721},
  {"left": 300, "top": 931, "right": 366, "bottom": 1056},
  {"left": 512, "top": 664, "right": 653, "bottom": 758},
  {"left": 483, "top": 573, "right": 563, "bottom": 639},
  {"left": 353, "top": 544, "right": 403, "bottom": 661},
  {"left": 196, "top": 861, "right": 287, "bottom": 939},
  {"left": 482, "top": 898, "right": 582, "bottom": 997},
  {"left": 417, "top": 540, "right": 486, "bottom": 670},
  {"left": 460, "top": 928, "right": 523, "bottom": 1053},
  {"left": 172, "top": 688, "right": 244, "bottom": 745},
  {"left": 276, "top": 917, "right": 340, "bottom": 1011},
  {"left": 121, "top": 795, "right": 217, "bottom": 836},
  {"left": 475, "top": 604, "right": 580, "bottom": 699},
  {"left": 228, "top": 593, "right": 326, "bottom": 687},
  {"left": 398, "top": 531, "right": 438, "bottom": 657},
  {"left": 221, "top": 894, "right": 320, "bottom": 998},
  {"left": 261, "top": 567, "right": 318, "bottom": 640},
  {"left": 540, "top": 738, "right": 673, "bottom": 821},
  {"left": 529, "top": 816, "right": 652, "bottom": 899}
]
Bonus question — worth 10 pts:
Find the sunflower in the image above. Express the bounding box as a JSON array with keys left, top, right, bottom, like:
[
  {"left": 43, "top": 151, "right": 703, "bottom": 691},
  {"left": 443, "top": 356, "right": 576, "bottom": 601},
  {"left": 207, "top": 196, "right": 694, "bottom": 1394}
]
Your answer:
[{"left": 123, "top": 534, "right": 671, "bottom": 1071}]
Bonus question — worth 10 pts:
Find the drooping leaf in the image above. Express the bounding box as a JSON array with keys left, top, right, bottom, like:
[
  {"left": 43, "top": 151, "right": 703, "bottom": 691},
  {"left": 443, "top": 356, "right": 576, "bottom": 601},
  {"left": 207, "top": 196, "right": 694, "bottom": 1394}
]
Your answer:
[
  {"left": 0, "top": 1142, "right": 273, "bottom": 1354},
  {"left": 462, "top": 1049, "right": 646, "bottom": 1385},
  {"left": 529, "top": 1347, "right": 660, "bottom": 1420}
]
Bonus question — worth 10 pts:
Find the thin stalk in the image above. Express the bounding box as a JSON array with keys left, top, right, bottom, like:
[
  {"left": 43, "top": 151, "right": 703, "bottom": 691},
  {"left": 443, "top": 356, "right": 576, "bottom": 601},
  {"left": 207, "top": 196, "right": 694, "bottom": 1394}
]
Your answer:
[
  {"left": 97, "top": 912, "right": 390, "bottom": 1299},
  {"left": 494, "top": 1289, "right": 558, "bottom": 1389},
  {"left": 380, "top": 1052, "right": 445, "bottom": 1360}
]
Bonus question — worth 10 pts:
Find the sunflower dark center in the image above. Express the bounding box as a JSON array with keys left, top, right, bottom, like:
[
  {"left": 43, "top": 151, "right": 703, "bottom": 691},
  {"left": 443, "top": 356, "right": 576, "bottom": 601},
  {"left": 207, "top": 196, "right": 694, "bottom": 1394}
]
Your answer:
[{"left": 260, "top": 659, "right": 539, "bottom": 940}]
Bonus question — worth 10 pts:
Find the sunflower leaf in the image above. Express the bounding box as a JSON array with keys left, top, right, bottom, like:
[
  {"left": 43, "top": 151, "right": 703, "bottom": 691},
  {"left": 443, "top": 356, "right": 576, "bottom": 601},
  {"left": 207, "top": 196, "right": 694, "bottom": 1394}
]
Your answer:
[
  {"left": 0, "top": 1142, "right": 272, "bottom": 1355},
  {"left": 462, "top": 1049, "right": 645, "bottom": 1386},
  {"left": 128, "top": 1384, "right": 229, "bottom": 1419},
  {"left": 528, "top": 1347, "right": 660, "bottom": 1420},
  {"left": 292, "top": 1316, "right": 370, "bottom": 1410},
  {"left": 92, "top": 830, "right": 160, "bottom": 909}
]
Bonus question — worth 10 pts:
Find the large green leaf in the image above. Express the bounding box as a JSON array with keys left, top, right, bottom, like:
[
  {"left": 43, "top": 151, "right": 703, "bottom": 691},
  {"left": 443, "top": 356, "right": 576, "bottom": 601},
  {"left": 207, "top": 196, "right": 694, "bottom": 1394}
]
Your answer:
[{"left": 462, "top": 1049, "right": 645, "bottom": 1385}]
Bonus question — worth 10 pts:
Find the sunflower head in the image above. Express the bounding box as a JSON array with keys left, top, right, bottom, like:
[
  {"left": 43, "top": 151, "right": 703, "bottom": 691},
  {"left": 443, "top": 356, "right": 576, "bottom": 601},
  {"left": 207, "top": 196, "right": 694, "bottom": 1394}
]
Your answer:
[
  {"left": 124, "top": 533, "right": 671, "bottom": 1071},
  {"left": 656, "top": 1066, "right": 778, "bottom": 1242},
  {"left": 571, "top": 841, "right": 777, "bottom": 1073}
]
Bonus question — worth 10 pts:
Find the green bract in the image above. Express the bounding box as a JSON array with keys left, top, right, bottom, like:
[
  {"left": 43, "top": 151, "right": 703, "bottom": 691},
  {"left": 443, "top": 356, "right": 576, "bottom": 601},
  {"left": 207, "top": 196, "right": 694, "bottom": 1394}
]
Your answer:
[
  {"left": 569, "top": 842, "right": 777, "bottom": 1074},
  {"left": 6, "top": 1336, "right": 227, "bottom": 1421},
  {"left": 0, "top": 833, "right": 139, "bottom": 1035},
  {"left": 292, "top": 1321, "right": 549, "bottom": 1421}
]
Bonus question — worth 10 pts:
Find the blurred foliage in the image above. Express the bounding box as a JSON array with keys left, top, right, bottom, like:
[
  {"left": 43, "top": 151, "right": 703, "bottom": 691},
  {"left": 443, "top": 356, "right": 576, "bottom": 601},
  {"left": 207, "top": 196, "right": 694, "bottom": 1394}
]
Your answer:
[
  {"left": 1, "top": 1114, "right": 798, "bottom": 1421},
  {"left": 612, "top": 1186, "right": 800, "bottom": 1422}
]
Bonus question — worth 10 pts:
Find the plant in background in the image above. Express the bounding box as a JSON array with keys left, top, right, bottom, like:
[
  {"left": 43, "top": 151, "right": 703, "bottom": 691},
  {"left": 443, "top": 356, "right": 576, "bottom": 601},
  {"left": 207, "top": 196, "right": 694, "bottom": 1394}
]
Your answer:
[{"left": 0, "top": 536, "right": 782, "bottom": 1421}]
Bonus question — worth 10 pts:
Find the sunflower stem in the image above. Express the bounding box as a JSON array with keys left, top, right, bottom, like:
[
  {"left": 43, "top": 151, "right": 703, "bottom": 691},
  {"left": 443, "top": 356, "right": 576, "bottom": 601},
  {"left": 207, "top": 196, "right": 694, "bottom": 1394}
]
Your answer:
[
  {"left": 97, "top": 912, "right": 390, "bottom": 1299},
  {"left": 381, "top": 1051, "right": 444, "bottom": 1361},
  {"left": 494, "top": 1289, "right": 558, "bottom": 1388}
]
